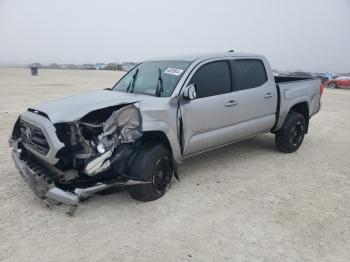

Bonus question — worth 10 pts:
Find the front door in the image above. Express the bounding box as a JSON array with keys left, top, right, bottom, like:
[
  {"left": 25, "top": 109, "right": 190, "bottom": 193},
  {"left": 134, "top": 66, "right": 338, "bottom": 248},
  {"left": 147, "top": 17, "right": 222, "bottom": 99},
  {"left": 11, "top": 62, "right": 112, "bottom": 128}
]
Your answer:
[{"left": 180, "top": 60, "right": 235, "bottom": 156}]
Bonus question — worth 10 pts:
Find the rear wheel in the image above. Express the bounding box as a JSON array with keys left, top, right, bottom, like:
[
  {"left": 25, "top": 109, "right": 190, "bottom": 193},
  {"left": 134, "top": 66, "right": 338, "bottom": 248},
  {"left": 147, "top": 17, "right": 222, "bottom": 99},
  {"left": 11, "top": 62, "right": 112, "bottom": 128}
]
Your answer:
[
  {"left": 127, "top": 142, "right": 173, "bottom": 201},
  {"left": 275, "top": 111, "right": 306, "bottom": 153}
]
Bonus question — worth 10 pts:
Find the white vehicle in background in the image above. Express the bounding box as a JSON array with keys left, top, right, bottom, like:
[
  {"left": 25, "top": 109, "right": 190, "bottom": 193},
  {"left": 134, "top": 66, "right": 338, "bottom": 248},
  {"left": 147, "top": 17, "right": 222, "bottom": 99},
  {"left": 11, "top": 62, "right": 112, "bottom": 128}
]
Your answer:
[{"left": 94, "top": 63, "right": 106, "bottom": 70}]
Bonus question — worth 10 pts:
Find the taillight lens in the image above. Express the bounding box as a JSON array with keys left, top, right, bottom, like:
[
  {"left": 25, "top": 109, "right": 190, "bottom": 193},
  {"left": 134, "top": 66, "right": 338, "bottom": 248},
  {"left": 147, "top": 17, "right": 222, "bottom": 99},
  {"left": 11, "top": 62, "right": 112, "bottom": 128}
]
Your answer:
[{"left": 320, "top": 84, "right": 324, "bottom": 96}]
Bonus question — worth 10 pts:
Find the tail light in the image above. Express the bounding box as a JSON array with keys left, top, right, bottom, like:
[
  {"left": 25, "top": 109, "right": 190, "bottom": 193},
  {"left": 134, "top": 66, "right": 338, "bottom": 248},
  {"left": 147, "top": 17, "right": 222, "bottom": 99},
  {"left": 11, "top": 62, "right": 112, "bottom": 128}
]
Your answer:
[{"left": 320, "top": 84, "right": 324, "bottom": 96}]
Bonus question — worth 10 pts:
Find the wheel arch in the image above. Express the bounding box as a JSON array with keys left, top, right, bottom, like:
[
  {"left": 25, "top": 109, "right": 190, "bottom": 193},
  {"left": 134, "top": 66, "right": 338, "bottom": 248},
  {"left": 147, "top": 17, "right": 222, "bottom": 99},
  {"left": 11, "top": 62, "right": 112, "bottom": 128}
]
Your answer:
[
  {"left": 290, "top": 102, "right": 309, "bottom": 133},
  {"left": 142, "top": 131, "right": 172, "bottom": 150},
  {"left": 274, "top": 99, "right": 310, "bottom": 133},
  {"left": 141, "top": 130, "right": 181, "bottom": 180},
  {"left": 141, "top": 119, "right": 183, "bottom": 163}
]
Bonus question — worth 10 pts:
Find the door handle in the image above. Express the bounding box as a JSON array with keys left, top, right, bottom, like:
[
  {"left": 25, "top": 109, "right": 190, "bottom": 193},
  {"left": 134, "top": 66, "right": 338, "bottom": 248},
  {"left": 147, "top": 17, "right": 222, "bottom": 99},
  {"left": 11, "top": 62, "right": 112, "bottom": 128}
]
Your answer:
[
  {"left": 264, "top": 92, "right": 273, "bottom": 99},
  {"left": 225, "top": 100, "right": 238, "bottom": 107}
]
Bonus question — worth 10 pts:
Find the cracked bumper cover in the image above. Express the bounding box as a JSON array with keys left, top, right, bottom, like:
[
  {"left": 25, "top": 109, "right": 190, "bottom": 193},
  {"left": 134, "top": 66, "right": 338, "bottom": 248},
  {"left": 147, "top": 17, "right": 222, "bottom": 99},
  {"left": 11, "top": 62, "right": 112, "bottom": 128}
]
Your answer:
[
  {"left": 11, "top": 150, "right": 80, "bottom": 206},
  {"left": 11, "top": 150, "right": 150, "bottom": 207}
]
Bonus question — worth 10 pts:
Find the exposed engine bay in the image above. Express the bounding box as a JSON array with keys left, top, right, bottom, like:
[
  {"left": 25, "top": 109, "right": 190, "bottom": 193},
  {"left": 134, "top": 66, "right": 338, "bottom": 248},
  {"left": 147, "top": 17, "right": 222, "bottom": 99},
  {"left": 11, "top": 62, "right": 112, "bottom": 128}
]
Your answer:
[{"left": 54, "top": 103, "right": 142, "bottom": 180}]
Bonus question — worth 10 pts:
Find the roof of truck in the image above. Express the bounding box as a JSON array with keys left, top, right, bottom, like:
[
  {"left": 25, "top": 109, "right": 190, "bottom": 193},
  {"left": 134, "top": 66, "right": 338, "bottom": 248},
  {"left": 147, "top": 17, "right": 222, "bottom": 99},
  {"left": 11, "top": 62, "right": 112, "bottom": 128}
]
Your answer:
[{"left": 146, "top": 52, "right": 262, "bottom": 62}]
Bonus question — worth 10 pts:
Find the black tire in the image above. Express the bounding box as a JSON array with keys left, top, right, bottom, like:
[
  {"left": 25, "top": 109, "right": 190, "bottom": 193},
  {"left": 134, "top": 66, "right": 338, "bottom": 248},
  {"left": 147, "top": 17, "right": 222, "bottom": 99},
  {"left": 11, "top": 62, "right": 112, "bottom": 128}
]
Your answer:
[
  {"left": 329, "top": 82, "right": 337, "bottom": 89},
  {"left": 127, "top": 142, "right": 173, "bottom": 201},
  {"left": 275, "top": 111, "right": 306, "bottom": 153}
]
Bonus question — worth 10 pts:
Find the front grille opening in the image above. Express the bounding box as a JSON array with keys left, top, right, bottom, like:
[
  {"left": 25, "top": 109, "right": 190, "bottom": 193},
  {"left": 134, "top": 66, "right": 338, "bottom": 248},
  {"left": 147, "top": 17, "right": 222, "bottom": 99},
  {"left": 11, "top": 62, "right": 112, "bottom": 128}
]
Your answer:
[{"left": 20, "top": 120, "right": 50, "bottom": 155}]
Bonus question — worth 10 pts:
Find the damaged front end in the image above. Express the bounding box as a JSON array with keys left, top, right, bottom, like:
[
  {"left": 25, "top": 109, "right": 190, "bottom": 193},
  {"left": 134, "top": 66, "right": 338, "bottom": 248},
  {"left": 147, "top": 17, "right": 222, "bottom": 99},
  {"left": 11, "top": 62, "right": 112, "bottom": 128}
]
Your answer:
[
  {"left": 10, "top": 103, "right": 148, "bottom": 215},
  {"left": 55, "top": 103, "right": 143, "bottom": 177}
]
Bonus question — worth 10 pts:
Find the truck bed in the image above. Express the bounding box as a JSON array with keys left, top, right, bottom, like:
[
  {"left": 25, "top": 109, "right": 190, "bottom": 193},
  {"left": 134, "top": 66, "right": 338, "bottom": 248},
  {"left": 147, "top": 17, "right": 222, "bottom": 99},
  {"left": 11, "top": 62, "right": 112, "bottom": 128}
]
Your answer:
[
  {"left": 274, "top": 77, "right": 321, "bottom": 131},
  {"left": 274, "top": 76, "right": 314, "bottom": 84}
]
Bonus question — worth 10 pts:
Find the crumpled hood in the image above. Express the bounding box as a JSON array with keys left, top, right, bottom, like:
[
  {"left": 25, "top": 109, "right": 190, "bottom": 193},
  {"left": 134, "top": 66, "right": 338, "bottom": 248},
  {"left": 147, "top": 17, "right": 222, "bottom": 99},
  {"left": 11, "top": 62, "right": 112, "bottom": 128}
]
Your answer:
[{"left": 30, "top": 90, "right": 143, "bottom": 123}]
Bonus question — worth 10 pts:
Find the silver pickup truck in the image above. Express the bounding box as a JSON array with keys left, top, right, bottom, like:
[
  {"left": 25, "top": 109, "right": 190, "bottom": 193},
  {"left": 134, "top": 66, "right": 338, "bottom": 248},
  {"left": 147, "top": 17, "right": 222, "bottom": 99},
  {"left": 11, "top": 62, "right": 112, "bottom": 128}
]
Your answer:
[{"left": 9, "top": 52, "right": 322, "bottom": 214}]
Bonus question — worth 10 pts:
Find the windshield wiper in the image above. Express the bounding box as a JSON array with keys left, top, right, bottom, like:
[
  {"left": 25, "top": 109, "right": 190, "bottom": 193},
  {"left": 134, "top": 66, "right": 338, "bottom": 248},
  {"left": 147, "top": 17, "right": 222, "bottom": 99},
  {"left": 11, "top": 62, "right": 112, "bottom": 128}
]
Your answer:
[
  {"left": 126, "top": 68, "right": 139, "bottom": 93},
  {"left": 155, "top": 68, "right": 164, "bottom": 97}
]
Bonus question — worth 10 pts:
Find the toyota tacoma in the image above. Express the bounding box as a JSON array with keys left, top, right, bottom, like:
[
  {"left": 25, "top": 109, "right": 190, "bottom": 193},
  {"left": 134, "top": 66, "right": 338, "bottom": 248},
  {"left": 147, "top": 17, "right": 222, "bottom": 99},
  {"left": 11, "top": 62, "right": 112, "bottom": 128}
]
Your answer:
[{"left": 9, "top": 52, "right": 322, "bottom": 215}]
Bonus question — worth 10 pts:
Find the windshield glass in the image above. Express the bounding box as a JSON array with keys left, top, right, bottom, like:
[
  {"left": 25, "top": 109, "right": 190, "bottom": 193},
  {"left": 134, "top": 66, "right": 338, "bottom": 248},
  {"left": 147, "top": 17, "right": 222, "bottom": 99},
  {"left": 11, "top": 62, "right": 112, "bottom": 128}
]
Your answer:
[{"left": 113, "top": 61, "right": 191, "bottom": 97}]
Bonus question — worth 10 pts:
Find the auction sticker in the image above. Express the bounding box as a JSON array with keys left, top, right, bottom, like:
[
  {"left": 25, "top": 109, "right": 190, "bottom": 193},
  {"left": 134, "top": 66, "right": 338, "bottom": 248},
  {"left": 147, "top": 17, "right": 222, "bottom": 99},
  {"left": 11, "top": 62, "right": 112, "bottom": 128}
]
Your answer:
[{"left": 164, "top": 68, "right": 184, "bottom": 76}]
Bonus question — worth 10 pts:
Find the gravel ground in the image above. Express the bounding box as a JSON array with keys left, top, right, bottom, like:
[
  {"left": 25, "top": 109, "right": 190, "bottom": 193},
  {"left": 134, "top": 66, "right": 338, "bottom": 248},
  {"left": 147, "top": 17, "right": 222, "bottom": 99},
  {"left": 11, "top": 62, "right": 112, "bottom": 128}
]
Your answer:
[{"left": 0, "top": 68, "right": 349, "bottom": 262}]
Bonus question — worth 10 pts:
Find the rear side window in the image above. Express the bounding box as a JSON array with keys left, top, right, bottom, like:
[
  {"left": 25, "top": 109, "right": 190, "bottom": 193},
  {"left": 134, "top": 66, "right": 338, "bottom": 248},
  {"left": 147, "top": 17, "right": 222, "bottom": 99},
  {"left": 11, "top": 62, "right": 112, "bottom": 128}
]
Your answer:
[
  {"left": 230, "top": 59, "right": 267, "bottom": 91},
  {"left": 190, "top": 61, "right": 231, "bottom": 98}
]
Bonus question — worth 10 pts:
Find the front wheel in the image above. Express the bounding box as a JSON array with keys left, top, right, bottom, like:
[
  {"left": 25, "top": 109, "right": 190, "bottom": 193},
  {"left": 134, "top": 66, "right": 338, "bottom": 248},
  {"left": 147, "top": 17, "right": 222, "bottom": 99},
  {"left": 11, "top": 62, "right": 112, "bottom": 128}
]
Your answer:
[
  {"left": 127, "top": 142, "right": 173, "bottom": 201},
  {"left": 329, "top": 82, "right": 337, "bottom": 89},
  {"left": 275, "top": 111, "right": 306, "bottom": 153}
]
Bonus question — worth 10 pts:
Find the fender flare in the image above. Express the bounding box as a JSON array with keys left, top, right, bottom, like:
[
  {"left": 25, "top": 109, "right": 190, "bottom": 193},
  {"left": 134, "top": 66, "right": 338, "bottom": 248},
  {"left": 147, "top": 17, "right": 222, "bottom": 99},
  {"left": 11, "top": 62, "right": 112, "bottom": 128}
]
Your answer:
[{"left": 275, "top": 97, "right": 310, "bottom": 132}]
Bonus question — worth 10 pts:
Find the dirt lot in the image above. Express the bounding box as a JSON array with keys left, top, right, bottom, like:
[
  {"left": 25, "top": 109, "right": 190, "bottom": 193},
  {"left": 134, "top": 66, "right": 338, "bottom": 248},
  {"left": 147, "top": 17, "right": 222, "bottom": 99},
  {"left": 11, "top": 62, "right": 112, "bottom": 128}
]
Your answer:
[{"left": 0, "top": 68, "right": 349, "bottom": 262}]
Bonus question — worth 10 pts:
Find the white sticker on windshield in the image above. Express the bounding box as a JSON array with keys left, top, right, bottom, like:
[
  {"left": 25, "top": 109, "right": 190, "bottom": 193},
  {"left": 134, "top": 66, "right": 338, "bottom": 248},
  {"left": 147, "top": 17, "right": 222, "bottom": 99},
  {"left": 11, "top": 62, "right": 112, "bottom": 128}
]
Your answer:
[{"left": 164, "top": 68, "right": 184, "bottom": 76}]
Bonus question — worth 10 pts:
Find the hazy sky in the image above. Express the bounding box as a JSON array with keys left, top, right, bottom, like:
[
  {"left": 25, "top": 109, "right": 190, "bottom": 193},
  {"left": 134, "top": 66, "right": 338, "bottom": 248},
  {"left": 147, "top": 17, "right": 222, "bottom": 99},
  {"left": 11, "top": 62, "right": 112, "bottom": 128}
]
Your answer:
[{"left": 0, "top": 0, "right": 349, "bottom": 72}]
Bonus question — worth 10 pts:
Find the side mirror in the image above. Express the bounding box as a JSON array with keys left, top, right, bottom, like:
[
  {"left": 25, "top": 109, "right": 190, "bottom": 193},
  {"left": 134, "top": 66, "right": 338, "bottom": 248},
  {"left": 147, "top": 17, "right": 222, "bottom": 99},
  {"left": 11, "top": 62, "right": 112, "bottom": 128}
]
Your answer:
[{"left": 183, "top": 84, "right": 197, "bottom": 100}]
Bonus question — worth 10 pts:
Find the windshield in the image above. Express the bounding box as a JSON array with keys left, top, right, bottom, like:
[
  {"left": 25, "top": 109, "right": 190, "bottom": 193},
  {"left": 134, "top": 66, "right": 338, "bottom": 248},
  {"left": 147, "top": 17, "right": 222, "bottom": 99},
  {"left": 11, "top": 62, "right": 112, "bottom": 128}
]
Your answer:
[{"left": 113, "top": 61, "right": 191, "bottom": 97}]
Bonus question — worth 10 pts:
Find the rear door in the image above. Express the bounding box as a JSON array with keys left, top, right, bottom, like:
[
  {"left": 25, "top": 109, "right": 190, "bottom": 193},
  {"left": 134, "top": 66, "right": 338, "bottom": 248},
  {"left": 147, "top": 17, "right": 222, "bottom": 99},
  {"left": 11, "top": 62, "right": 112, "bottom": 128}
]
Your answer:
[{"left": 226, "top": 59, "right": 277, "bottom": 133}]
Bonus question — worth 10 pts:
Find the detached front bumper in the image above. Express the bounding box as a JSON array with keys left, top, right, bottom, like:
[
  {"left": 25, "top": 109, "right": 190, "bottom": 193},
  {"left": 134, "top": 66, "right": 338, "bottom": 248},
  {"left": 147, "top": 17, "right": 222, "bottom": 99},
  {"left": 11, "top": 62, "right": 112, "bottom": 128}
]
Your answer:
[
  {"left": 11, "top": 150, "right": 80, "bottom": 209},
  {"left": 11, "top": 149, "right": 150, "bottom": 215}
]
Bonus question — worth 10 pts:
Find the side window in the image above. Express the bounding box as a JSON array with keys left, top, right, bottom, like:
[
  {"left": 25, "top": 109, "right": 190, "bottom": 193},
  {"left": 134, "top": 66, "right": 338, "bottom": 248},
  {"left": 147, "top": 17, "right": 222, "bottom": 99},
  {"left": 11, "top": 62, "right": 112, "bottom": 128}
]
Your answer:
[
  {"left": 230, "top": 59, "right": 268, "bottom": 91},
  {"left": 190, "top": 61, "right": 231, "bottom": 98}
]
